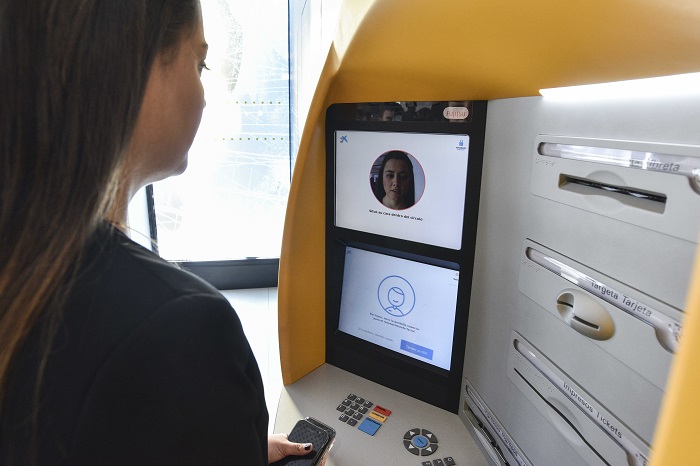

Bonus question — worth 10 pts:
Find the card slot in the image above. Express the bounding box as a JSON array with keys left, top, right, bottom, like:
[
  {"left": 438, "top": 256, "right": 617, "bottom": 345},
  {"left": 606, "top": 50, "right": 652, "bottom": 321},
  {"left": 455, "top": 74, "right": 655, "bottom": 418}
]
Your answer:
[{"left": 559, "top": 174, "right": 666, "bottom": 213}]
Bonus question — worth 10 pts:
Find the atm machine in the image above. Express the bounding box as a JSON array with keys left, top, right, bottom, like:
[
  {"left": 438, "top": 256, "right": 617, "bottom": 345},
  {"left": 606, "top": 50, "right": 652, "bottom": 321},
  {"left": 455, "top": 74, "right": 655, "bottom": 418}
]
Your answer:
[
  {"left": 277, "top": 100, "right": 491, "bottom": 465},
  {"left": 276, "top": 1, "right": 700, "bottom": 465}
]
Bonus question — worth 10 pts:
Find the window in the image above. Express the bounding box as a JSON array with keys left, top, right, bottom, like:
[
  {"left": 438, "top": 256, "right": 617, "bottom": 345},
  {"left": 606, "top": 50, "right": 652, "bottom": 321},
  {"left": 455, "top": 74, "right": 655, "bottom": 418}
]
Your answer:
[{"left": 150, "top": 0, "right": 291, "bottom": 265}]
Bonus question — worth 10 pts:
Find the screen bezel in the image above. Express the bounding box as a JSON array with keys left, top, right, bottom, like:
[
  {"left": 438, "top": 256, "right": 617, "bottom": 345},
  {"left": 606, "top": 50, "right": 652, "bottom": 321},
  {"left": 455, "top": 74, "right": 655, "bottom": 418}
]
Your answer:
[{"left": 325, "top": 101, "right": 487, "bottom": 412}]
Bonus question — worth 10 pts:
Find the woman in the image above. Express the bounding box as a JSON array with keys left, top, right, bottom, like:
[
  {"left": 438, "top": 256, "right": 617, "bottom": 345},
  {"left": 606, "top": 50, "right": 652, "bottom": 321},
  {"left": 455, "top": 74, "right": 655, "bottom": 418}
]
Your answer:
[
  {"left": 374, "top": 151, "right": 416, "bottom": 210},
  {"left": 0, "top": 1, "right": 314, "bottom": 464}
]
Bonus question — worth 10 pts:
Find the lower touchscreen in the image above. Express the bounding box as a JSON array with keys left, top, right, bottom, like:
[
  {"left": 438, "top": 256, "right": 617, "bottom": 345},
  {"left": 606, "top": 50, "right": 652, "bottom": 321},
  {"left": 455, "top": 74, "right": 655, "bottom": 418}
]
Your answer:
[{"left": 338, "top": 246, "right": 459, "bottom": 371}]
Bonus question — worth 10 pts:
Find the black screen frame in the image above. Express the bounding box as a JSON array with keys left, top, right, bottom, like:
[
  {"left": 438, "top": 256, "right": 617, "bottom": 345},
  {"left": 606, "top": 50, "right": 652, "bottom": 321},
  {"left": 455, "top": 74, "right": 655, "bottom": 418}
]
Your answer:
[{"left": 325, "top": 101, "right": 487, "bottom": 412}]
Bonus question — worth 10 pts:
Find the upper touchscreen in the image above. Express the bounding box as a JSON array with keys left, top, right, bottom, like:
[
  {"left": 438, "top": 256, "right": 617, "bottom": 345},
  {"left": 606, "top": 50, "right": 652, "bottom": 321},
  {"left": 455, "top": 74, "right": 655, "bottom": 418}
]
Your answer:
[{"left": 334, "top": 130, "right": 470, "bottom": 249}]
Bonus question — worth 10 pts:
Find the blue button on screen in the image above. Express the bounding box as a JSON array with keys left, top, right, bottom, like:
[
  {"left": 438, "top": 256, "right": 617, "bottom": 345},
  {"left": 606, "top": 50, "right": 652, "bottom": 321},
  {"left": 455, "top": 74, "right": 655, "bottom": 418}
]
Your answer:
[{"left": 400, "top": 340, "right": 434, "bottom": 360}]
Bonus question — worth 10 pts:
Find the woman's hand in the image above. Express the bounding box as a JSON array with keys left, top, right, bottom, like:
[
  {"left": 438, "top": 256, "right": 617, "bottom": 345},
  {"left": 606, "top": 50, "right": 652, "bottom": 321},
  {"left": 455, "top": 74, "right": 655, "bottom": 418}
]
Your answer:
[{"left": 268, "top": 433, "right": 312, "bottom": 464}]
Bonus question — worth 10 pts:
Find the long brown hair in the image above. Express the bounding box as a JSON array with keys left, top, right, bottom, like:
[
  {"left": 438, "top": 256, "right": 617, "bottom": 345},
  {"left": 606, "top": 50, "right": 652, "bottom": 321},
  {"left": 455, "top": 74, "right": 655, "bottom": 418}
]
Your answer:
[{"left": 0, "top": 0, "right": 199, "bottom": 414}]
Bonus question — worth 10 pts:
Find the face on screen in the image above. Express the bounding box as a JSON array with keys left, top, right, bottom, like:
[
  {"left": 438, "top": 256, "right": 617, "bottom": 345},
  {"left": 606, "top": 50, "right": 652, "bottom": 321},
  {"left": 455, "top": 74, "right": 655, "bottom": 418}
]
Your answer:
[
  {"left": 383, "top": 158, "right": 412, "bottom": 208},
  {"left": 372, "top": 150, "right": 422, "bottom": 211},
  {"left": 336, "top": 131, "right": 469, "bottom": 249}
]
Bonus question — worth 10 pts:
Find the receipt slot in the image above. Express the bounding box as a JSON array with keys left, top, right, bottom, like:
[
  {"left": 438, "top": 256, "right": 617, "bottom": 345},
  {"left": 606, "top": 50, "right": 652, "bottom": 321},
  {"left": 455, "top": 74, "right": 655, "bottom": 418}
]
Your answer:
[{"left": 556, "top": 289, "right": 615, "bottom": 340}]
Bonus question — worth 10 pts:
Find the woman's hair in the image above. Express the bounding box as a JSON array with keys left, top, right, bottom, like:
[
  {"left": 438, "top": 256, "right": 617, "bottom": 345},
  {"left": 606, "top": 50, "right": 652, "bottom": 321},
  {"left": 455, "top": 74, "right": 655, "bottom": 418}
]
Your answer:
[
  {"left": 0, "top": 0, "right": 200, "bottom": 412},
  {"left": 374, "top": 150, "right": 416, "bottom": 208}
]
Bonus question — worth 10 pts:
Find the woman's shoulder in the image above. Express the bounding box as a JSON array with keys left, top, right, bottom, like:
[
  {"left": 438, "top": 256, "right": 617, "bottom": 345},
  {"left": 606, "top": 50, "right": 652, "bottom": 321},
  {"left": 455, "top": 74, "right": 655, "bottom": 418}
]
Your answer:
[
  {"left": 62, "top": 223, "right": 244, "bottom": 368},
  {"left": 95, "top": 224, "right": 220, "bottom": 299},
  {"left": 67, "top": 224, "right": 237, "bottom": 350}
]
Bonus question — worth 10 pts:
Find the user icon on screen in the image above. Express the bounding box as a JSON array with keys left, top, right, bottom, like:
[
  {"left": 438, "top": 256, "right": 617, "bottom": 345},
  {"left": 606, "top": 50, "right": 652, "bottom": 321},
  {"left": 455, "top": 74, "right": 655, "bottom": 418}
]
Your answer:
[
  {"left": 378, "top": 275, "right": 416, "bottom": 317},
  {"left": 370, "top": 150, "right": 425, "bottom": 210}
]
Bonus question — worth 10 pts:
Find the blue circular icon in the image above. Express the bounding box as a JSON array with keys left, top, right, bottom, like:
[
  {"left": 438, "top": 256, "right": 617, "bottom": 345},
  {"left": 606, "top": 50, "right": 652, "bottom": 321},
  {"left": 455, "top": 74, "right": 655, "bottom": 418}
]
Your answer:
[
  {"left": 412, "top": 435, "right": 429, "bottom": 448},
  {"left": 378, "top": 275, "right": 415, "bottom": 317}
]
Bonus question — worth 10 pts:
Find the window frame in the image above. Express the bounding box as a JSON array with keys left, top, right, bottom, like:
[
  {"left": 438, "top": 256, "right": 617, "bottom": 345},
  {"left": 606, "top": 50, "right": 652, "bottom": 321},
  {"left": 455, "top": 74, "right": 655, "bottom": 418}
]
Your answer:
[{"left": 146, "top": 185, "right": 280, "bottom": 290}]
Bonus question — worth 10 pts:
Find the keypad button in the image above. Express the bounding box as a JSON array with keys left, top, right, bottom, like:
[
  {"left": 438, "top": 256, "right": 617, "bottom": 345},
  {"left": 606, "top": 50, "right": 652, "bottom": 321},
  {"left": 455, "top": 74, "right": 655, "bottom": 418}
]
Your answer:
[
  {"left": 422, "top": 429, "right": 438, "bottom": 443},
  {"left": 347, "top": 418, "right": 357, "bottom": 426},
  {"left": 403, "top": 440, "right": 420, "bottom": 456},
  {"left": 339, "top": 414, "right": 349, "bottom": 422},
  {"left": 358, "top": 406, "right": 368, "bottom": 414},
  {"left": 432, "top": 459, "right": 445, "bottom": 466},
  {"left": 444, "top": 457, "right": 456, "bottom": 466},
  {"left": 421, "top": 444, "right": 438, "bottom": 456},
  {"left": 404, "top": 429, "right": 421, "bottom": 440},
  {"left": 347, "top": 394, "right": 357, "bottom": 401},
  {"left": 363, "top": 400, "right": 373, "bottom": 408},
  {"left": 345, "top": 408, "right": 353, "bottom": 416},
  {"left": 356, "top": 397, "right": 365, "bottom": 404},
  {"left": 357, "top": 418, "right": 382, "bottom": 436},
  {"left": 412, "top": 435, "right": 429, "bottom": 449},
  {"left": 374, "top": 405, "right": 392, "bottom": 416},
  {"left": 350, "top": 402, "right": 360, "bottom": 410},
  {"left": 352, "top": 412, "right": 363, "bottom": 420},
  {"left": 336, "top": 404, "right": 346, "bottom": 412},
  {"left": 342, "top": 399, "right": 351, "bottom": 406},
  {"left": 422, "top": 462, "right": 432, "bottom": 466}
]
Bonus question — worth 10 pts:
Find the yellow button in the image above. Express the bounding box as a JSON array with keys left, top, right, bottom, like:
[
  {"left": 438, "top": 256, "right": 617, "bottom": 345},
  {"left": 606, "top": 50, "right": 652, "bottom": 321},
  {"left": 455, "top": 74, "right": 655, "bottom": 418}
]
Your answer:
[{"left": 369, "top": 411, "right": 387, "bottom": 423}]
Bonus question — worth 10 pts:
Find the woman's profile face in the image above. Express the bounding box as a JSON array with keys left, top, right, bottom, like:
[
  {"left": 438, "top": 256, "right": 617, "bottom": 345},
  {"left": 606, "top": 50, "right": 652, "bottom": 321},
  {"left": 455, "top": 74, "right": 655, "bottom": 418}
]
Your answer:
[
  {"left": 126, "top": 10, "right": 208, "bottom": 185},
  {"left": 382, "top": 158, "right": 412, "bottom": 208}
]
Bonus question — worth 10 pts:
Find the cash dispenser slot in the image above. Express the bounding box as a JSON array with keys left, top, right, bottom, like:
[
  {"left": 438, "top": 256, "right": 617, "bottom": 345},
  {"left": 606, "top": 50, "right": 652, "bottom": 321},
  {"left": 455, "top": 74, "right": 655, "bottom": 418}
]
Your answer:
[
  {"left": 507, "top": 333, "right": 651, "bottom": 466},
  {"left": 531, "top": 135, "right": 700, "bottom": 242},
  {"left": 463, "top": 407, "right": 510, "bottom": 466},
  {"left": 463, "top": 380, "right": 532, "bottom": 466}
]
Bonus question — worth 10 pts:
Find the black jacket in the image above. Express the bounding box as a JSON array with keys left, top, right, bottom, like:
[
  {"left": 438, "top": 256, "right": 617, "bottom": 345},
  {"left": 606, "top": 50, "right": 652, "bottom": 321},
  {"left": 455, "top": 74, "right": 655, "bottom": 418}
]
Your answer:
[{"left": 1, "top": 224, "right": 268, "bottom": 465}]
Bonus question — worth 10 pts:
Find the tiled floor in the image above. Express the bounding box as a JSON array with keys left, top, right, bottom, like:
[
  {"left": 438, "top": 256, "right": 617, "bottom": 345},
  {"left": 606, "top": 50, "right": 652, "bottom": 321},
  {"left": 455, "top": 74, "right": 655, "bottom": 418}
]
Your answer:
[{"left": 220, "top": 288, "right": 282, "bottom": 433}]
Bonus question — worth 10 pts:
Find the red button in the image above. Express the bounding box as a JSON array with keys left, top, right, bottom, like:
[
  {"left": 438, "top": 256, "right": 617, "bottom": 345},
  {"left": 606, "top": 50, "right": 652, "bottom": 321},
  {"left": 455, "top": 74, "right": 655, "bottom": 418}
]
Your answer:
[{"left": 374, "top": 405, "right": 392, "bottom": 416}]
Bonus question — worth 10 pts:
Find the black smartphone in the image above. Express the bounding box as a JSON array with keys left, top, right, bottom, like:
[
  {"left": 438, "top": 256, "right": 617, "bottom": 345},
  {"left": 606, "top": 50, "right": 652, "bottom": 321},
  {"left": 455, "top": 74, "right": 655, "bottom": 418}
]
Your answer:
[
  {"left": 305, "top": 416, "right": 336, "bottom": 445},
  {"left": 270, "top": 418, "right": 335, "bottom": 466}
]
